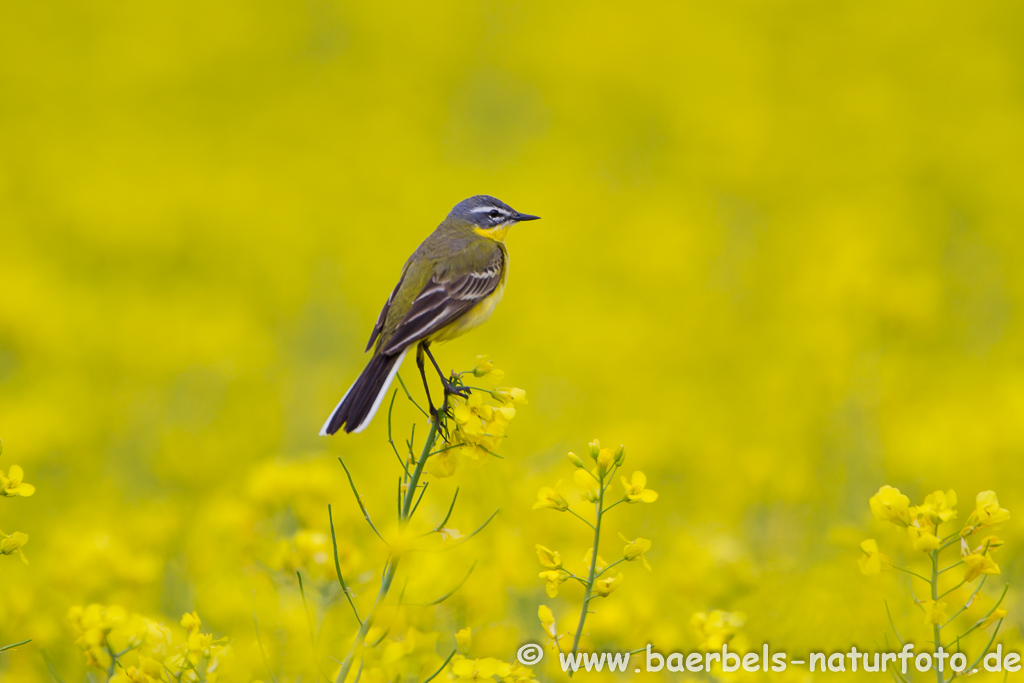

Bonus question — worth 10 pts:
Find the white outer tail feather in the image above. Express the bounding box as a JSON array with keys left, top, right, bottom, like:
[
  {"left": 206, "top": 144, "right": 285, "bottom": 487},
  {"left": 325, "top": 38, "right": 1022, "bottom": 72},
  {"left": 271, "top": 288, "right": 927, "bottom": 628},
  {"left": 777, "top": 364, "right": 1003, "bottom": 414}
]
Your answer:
[{"left": 319, "top": 348, "right": 409, "bottom": 435}]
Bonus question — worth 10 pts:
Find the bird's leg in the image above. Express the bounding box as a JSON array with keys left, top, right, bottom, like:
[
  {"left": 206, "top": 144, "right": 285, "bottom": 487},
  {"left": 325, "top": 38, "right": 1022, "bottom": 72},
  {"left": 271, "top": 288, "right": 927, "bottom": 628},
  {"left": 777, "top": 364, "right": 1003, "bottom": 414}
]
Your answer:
[
  {"left": 422, "top": 343, "right": 470, "bottom": 399},
  {"left": 416, "top": 342, "right": 439, "bottom": 420}
]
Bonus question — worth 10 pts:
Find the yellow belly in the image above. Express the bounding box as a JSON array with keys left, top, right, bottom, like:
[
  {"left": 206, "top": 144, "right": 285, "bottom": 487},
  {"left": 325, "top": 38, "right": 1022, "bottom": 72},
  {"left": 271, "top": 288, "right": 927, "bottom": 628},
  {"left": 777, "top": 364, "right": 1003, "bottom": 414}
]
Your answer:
[{"left": 428, "top": 278, "right": 506, "bottom": 343}]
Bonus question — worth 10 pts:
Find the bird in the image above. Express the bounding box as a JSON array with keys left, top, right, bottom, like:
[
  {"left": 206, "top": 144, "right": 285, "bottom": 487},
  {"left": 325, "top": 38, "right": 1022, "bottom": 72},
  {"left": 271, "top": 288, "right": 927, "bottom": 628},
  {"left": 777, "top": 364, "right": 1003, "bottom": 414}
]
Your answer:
[{"left": 320, "top": 195, "right": 540, "bottom": 435}]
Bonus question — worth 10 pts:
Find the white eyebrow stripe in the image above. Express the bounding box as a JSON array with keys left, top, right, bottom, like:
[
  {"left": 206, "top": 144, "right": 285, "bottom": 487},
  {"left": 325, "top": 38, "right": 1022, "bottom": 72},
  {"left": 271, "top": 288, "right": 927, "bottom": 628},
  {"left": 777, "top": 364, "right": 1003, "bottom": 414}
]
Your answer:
[{"left": 469, "top": 205, "right": 509, "bottom": 214}]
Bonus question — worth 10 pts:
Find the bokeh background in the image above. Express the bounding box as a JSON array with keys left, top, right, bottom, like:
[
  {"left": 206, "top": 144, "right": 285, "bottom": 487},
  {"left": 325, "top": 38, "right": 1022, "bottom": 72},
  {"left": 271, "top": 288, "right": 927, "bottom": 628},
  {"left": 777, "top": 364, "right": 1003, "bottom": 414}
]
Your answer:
[{"left": 2, "top": 0, "right": 1023, "bottom": 680}]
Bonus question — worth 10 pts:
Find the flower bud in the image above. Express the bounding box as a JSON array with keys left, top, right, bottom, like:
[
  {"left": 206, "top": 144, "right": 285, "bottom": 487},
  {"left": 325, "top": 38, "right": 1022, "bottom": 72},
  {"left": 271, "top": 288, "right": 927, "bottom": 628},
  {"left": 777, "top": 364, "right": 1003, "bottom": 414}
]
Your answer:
[
  {"left": 567, "top": 452, "right": 586, "bottom": 468},
  {"left": 587, "top": 439, "right": 601, "bottom": 460},
  {"left": 614, "top": 445, "right": 626, "bottom": 465},
  {"left": 473, "top": 356, "right": 494, "bottom": 377}
]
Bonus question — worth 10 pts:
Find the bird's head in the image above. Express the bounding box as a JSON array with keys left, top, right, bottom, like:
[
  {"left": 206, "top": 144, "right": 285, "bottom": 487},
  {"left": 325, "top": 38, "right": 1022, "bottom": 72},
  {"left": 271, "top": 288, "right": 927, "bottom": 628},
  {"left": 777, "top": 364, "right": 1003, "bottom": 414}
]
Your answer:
[{"left": 447, "top": 195, "right": 540, "bottom": 241}]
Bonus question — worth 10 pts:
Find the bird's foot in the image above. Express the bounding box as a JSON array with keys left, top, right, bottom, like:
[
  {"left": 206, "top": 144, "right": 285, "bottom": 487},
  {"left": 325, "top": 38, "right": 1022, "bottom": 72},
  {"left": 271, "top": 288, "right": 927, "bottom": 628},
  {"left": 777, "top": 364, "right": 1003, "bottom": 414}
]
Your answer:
[{"left": 442, "top": 374, "right": 471, "bottom": 400}]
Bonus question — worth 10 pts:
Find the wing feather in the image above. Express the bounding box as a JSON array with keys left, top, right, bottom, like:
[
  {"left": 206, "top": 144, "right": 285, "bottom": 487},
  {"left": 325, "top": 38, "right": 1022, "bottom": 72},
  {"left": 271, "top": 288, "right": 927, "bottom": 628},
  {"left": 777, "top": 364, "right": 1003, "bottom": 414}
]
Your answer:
[
  {"left": 381, "top": 250, "right": 504, "bottom": 355},
  {"left": 366, "top": 271, "right": 406, "bottom": 352}
]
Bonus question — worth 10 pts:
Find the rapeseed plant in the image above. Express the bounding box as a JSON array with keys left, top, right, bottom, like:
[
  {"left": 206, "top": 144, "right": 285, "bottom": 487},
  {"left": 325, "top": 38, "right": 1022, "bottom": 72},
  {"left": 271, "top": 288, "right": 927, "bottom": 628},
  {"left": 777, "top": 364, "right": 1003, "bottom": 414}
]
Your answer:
[
  {"left": 67, "top": 605, "right": 235, "bottom": 683},
  {"left": 1, "top": 440, "right": 34, "bottom": 657},
  {"left": 326, "top": 360, "right": 536, "bottom": 683},
  {"left": 861, "top": 485, "right": 1011, "bottom": 682},
  {"left": 532, "top": 440, "right": 657, "bottom": 672}
]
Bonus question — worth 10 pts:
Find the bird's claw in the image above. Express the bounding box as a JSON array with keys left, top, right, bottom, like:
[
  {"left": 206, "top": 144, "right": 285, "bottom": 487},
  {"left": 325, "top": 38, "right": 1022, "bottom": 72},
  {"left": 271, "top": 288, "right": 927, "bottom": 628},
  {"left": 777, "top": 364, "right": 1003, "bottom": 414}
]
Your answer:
[{"left": 442, "top": 376, "right": 470, "bottom": 399}]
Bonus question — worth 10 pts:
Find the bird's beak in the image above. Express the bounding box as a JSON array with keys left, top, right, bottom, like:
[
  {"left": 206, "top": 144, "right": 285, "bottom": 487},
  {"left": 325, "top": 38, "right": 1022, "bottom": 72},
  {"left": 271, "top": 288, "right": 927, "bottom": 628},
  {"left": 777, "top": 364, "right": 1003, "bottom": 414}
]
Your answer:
[{"left": 513, "top": 212, "right": 541, "bottom": 222}]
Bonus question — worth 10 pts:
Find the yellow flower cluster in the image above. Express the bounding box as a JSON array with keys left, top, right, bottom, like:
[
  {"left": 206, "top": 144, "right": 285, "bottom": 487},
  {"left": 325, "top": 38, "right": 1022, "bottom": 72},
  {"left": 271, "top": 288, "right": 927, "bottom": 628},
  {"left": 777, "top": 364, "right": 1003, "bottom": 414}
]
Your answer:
[
  {"left": 1, "top": 444, "right": 35, "bottom": 566},
  {"left": 449, "top": 655, "right": 536, "bottom": 682},
  {"left": 428, "top": 360, "right": 527, "bottom": 478},
  {"left": 691, "top": 610, "right": 747, "bottom": 650},
  {"left": 68, "top": 605, "right": 235, "bottom": 683},
  {"left": 865, "top": 485, "right": 1010, "bottom": 581},
  {"left": 533, "top": 440, "right": 656, "bottom": 665},
  {"left": 861, "top": 484, "right": 1011, "bottom": 657},
  {"left": 271, "top": 529, "right": 343, "bottom": 582}
]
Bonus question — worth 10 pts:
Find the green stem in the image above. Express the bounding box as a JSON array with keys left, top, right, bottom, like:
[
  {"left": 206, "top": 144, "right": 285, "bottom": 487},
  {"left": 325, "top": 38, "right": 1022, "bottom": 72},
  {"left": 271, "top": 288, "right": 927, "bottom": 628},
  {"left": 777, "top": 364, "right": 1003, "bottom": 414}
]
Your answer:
[
  {"left": 335, "top": 406, "right": 444, "bottom": 683},
  {"left": 891, "top": 564, "right": 931, "bottom": 584},
  {"left": 595, "top": 558, "right": 626, "bottom": 578},
  {"left": 568, "top": 479, "right": 604, "bottom": 677},
  {"left": 930, "top": 549, "right": 942, "bottom": 683},
  {"left": 567, "top": 507, "right": 595, "bottom": 529},
  {"left": 334, "top": 559, "right": 399, "bottom": 683}
]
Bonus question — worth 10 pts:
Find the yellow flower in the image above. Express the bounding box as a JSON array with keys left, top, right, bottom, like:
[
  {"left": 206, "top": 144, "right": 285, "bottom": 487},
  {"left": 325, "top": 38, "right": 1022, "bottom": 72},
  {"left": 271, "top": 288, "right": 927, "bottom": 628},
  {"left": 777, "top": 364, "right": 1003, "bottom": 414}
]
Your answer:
[
  {"left": 971, "top": 491, "right": 1010, "bottom": 527},
  {"left": 494, "top": 387, "right": 527, "bottom": 405},
  {"left": 68, "top": 604, "right": 128, "bottom": 668},
  {"left": 0, "top": 464, "right": 35, "bottom": 498},
  {"left": 582, "top": 548, "right": 608, "bottom": 573},
  {"left": 181, "top": 610, "right": 202, "bottom": 633},
  {"left": 922, "top": 599, "right": 948, "bottom": 625},
  {"left": 963, "top": 552, "right": 1001, "bottom": 582},
  {"left": 979, "top": 608, "right": 1008, "bottom": 629},
  {"left": 111, "top": 658, "right": 164, "bottom": 683},
  {"left": 538, "top": 569, "right": 570, "bottom": 597},
  {"left": 912, "top": 490, "right": 957, "bottom": 523},
  {"left": 502, "top": 662, "right": 538, "bottom": 683},
  {"left": 906, "top": 522, "right": 940, "bottom": 551},
  {"left": 426, "top": 448, "right": 462, "bottom": 478},
  {"left": 532, "top": 485, "right": 568, "bottom": 511},
  {"left": 447, "top": 389, "right": 520, "bottom": 457},
  {"left": 0, "top": 530, "right": 29, "bottom": 563},
  {"left": 455, "top": 627, "right": 472, "bottom": 654},
  {"left": 595, "top": 448, "right": 616, "bottom": 476},
  {"left": 472, "top": 355, "right": 504, "bottom": 380},
  {"left": 857, "top": 539, "right": 888, "bottom": 576},
  {"left": 573, "top": 468, "right": 600, "bottom": 502},
  {"left": 452, "top": 656, "right": 512, "bottom": 681},
  {"left": 977, "top": 535, "right": 1004, "bottom": 551},
  {"left": 538, "top": 605, "right": 557, "bottom": 640},
  {"left": 535, "top": 544, "right": 562, "bottom": 569},
  {"left": 621, "top": 471, "right": 658, "bottom": 503},
  {"left": 692, "top": 610, "right": 746, "bottom": 650},
  {"left": 619, "top": 533, "right": 652, "bottom": 570},
  {"left": 593, "top": 572, "right": 623, "bottom": 597},
  {"left": 869, "top": 485, "right": 911, "bottom": 525},
  {"left": 274, "top": 529, "right": 341, "bottom": 580}
]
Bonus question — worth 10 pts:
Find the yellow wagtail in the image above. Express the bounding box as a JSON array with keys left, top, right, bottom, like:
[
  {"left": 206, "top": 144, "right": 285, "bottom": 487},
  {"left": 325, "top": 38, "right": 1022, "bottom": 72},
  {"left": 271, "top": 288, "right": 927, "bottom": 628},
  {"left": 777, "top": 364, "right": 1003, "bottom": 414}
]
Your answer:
[{"left": 320, "top": 195, "right": 540, "bottom": 435}]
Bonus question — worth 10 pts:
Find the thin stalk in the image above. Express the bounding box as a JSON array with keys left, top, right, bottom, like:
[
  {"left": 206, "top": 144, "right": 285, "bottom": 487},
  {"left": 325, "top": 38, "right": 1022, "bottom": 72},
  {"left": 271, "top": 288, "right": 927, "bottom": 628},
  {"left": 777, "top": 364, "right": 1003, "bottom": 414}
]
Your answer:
[
  {"left": 435, "top": 488, "right": 460, "bottom": 531},
  {"left": 890, "top": 564, "right": 931, "bottom": 584},
  {"left": 567, "top": 508, "right": 596, "bottom": 530},
  {"left": 595, "top": 558, "right": 625, "bottom": 579},
  {"left": 930, "top": 549, "right": 942, "bottom": 683},
  {"left": 568, "top": 481, "right": 604, "bottom": 676},
  {"left": 0, "top": 639, "right": 30, "bottom": 654},
  {"left": 338, "top": 457, "right": 387, "bottom": 544},
  {"left": 335, "top": 404, "right": 444, "bottom": 683},
  {"left": 328, "top": 504, "right": 362, "bottom": 625},
  {"left": 421, "top": 650, "right": 457, "bottom": 683},
  {"left": 334, "top": 560, "right": 400, "bottom": 683}
]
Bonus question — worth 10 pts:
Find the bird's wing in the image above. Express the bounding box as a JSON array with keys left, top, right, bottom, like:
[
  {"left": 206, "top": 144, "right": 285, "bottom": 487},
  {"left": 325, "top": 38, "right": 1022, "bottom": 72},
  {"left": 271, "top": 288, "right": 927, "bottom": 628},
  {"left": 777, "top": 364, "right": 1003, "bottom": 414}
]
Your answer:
[
  {"left": 380, "top": 246, "right": 505, "bottom": 355},
  {"left": 366, "top": 269, "right": 406, "bottom": 352}
]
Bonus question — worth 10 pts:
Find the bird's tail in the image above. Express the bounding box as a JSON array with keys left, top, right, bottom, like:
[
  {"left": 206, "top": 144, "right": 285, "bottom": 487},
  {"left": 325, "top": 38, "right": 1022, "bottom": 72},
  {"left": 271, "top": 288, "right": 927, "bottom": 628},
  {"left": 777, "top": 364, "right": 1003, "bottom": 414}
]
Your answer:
[{"left": 320, "top": 348, "right": 408, "bottom": 435}]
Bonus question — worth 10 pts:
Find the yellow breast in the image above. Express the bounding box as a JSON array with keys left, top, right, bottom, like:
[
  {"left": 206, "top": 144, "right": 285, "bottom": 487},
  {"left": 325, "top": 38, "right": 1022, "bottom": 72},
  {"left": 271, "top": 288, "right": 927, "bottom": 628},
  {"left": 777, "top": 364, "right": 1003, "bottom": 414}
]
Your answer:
[{"left": 428, "top": 270, "right": 508, "bottom": 343}]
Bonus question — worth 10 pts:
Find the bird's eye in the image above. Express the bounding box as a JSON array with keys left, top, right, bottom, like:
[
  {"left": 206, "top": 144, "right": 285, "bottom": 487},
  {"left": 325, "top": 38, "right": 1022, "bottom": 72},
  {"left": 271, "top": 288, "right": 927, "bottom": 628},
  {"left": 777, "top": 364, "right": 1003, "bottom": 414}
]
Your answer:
[{"left": 488, "top": 210, "right": 502, "bottom": 220}]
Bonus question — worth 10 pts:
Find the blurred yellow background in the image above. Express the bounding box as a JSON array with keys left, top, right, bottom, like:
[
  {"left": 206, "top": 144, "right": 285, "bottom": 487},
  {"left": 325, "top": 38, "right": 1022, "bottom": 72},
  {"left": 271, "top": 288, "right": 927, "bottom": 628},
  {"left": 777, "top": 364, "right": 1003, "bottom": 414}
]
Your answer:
[{"left": 2, "top": 0, "right": 1022, "bottom": 680}]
